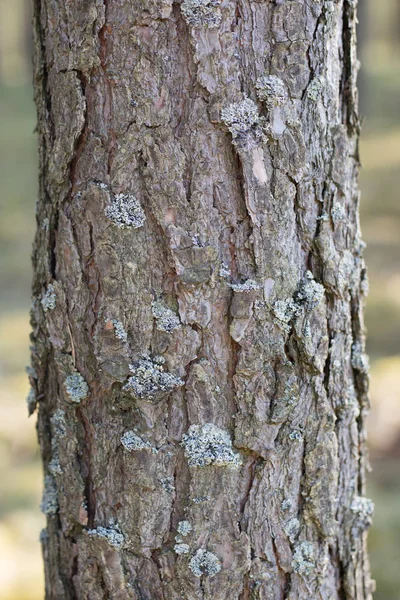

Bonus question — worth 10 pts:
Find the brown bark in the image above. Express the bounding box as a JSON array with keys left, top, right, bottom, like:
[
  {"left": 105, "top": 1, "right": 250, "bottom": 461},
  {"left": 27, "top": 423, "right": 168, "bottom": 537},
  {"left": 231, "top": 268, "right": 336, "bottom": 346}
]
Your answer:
[{"left": 30, "top": 1, "right": 374, "bottom": 598}]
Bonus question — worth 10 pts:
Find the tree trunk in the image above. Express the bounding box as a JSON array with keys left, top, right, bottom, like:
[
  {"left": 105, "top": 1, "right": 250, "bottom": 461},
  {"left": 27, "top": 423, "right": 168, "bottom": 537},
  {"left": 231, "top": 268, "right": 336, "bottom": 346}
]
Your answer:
[{"left": 30, "top": 0, "right": 374, "bottom": 598}]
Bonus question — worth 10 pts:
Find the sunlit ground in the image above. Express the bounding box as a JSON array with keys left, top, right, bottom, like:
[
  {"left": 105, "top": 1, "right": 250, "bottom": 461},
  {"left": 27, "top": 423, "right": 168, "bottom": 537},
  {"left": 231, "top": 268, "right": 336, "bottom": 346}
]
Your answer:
[{"left": 0, "top": 4, "right": 400, "bottom": 597}]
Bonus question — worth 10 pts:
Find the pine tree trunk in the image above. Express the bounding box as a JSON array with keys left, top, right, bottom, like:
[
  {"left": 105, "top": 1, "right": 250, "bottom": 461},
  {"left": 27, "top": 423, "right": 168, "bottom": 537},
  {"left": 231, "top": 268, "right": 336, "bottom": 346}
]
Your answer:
[{"left": 30, "top": 1, "right": 374, "bottom": 598}]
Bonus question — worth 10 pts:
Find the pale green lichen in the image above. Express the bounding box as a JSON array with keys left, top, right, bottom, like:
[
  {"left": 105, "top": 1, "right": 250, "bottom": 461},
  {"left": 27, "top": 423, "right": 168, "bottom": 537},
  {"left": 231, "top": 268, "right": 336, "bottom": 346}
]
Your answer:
[
  {"left": 121, "top": 430, "right": 155, "bottom": 452},
  {"left": 289, "top": 430, "right": 303, "bottom": 442},
  {"left": 181, "top": 0, "right": 222, "bottom": 29},
  {"left": 255, "top": 75, "right": 287, "bottom": 108},
  {"left": 307, "top": 75, "right": 325, "bottom": 101},
  {"left": 219, "top": 264, "right": 230, "bottom": 279},
  {"left": 191, "top": 233, "right": 207, "bottom": 247},
  {"left": 26, "top": 365, "right": 37, "bottom": 379},
  {"left": 189, "top": 549, "right": 221, "bottom": 577},
  {"left": 292, "top": 541, "right": 316, "bottom": 575},
  {"left": 105, "top": 193, "right": 146, "bottom": 229},
  {"left": 48, "top": 455, "right": 62, "bottom": 475},
  {"left": 88, "top": 526, "right": 125, "bottom": 549},
  {"left": 351, "top": 341, "right": 369, "bottom": 374},
  {"left": 123, "top": 356, "right": 184, "bottom": 401},
  {"left": 26, "top": 387, "right": 37, "bottom": 414},
  {"left": 331, "top": 202, "right": 346, "bottom": 222},
  {"left": 272, "top": 299, "right": 300, "bottom": 333},
  {"left": 350, "top": 496, "right": 374, "bottom": 529},
  {"left": 182, "top": 423, "right": 241, "bottom": 468},
  {"left": 285, "top": 518, "right": 300, "bottom": 542},
  {"left": 221, "top": 99, "right": 259, "bottom": 138},
  {"left": 273, "top": 272, "right": 325, "bottom": 333},
  {"left": 192, "top": 495, "right": 210, "bottom": 504},
  {"left": 281, "top": 499, "right": 292, "bottom": 512},
  {"left": 151, "top": 301, "right": 181, "bottom": 333},
  {"left": 174, "top": 543, "right": 191, "bottom": 554},
  {"left": 41, "top": 283, "right": 56, "bottom": 312},
  {"left": 40, "top": 475, "right": 58, "bottom": 516},
  {"left": 96, "top": 181, "right": 108, "bottom": 190},
  {"left": 177, "top": 520, "right": 192, "bottom": 536},
  {"left": 296, "top": 272, "right": 325, "bottom": 307},
  {"left": 39, "top": 528, "right": 48, "bottom": 543},
  {"left": 50, "top": 409, "right": 67, "bottom": 437},
  {"left": 110, "top": 319, "right": 128, "bottom": 342},
  {"left": 161, "top": 476, "right": 175, "bottom": 493},
  {"left": 229, "top": 279, "right": 260, "bottom": 293},
  {"left": 64, "top": 372, "right": 89, "bottom": 403}
]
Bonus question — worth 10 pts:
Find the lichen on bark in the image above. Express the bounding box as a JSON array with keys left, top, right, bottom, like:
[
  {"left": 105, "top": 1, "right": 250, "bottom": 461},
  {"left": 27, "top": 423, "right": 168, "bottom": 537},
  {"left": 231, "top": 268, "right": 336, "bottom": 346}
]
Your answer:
[{"left": 31, "top": 0, "right": 373, "bottom": 598}]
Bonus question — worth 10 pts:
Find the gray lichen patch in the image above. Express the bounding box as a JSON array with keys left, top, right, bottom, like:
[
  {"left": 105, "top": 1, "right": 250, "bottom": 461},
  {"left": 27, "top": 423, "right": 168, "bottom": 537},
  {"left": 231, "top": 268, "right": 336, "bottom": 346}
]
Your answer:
[
  {"left": 174, "top": 543, "right": 191, "bottom": 554},
  {"left": 182, "top": 423, "right": 241, "bottom": 467},
  {"left": 181, "top": 0, "right": 222, "bottom": 29},
  {"left": 292, "top": 541, "right": 317, "bottom": 576},
  {"left": 331, "top": 202, "right": 346, "bottom": 222},
  {"left": 350, "top": 496, "right": 374, "bottom": 530},
  {"left": 192, "top": 495, "right": 210, "bottom": 504},
  {"left": 160, "top": 476, "right": 175, "bottom": 494},
  {"left": 272, "top": 299, "right": 300, "bottom": 333},
  {"left": 229, "top": 279, "right": 260, "bottom": 293},
  {"left": 123, "top": 356, "right": 184, "bottom": 401},
  {"left": 189, "top": 549, "right": 222, "bottom": 577},
  {"left": 151, "top": 301, "right": 181, "bottom": 333},
  {"left": 26, "top": 365, "right": 37, "bottom": 380},
  {"left": 177, "top": 520, "right": 192, "bottom": 536},
  {"left": 307, "top": 75, "right": 325, "bottom": 101},
  {"left": 26, "top": 387, "right": 37, "bottom": 415},
  {"left": 273, "top": 272, "right": 325, "bottom": 333},
  {"left": 109, "top": 319, "right": 128, "bottom": 342},
  {"left": 40, "top": 475, "right": 58, "bottom": 516},
  {"left": 88, "top": 526, "right": 125, "bottom": 549},
  {"left": 255, "top": 75, "right": 287, "bottom": 108},
  {"left": 284, "top": 518, "right": 300, "bottom": 543},
  {"left": 105, "top": 193, "right": 146, "bottom": 229},
  {"left": 288, "top": 430, "right": 303, "bottom": 442},
  {"left": 219, "top": 263, "right": 230, "bottom": 279},
  {"left": 296, "top": 272, "right": 325, "bottom": 307},
  {"left": 221, "top": 99, "right": 260, "bottom": 139},
  {"left": 41, "top": 283, "right": 56, "bottom": 312},
  {"left": 48, "top": 455, "right": 62, "bottom": 475},
  {"left": 121, "top": 430, "right": 155, "bottom": 453},
  {"left": 50, "top": 409, "right": 67, "bottom": 438},
  {"left": 64, "top": 372, "right": 89, "bottom": 403},
  {"left": 351, "top": 341, "right": 369, "bottom": 374}
]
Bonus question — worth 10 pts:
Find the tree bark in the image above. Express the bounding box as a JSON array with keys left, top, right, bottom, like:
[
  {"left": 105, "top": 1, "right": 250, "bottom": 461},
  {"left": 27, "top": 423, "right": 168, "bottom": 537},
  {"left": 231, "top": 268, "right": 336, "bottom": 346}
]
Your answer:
[{"left": 30, "top": 0, "right": 374, "bottom": 598}]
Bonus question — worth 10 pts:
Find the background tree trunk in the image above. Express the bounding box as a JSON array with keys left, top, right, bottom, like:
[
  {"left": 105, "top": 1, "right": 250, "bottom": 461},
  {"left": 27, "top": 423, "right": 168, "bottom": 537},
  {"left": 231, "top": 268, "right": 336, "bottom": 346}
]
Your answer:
[{"left": 30, "top": 0, "right": 374, "bottom": 598}]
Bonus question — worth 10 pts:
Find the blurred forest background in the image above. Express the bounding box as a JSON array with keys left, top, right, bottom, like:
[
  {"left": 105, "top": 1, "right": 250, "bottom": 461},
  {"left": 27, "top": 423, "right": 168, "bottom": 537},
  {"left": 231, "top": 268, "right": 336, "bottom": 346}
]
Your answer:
[{"left": 0, "top": 1, "right": 399, "bottom": 598}]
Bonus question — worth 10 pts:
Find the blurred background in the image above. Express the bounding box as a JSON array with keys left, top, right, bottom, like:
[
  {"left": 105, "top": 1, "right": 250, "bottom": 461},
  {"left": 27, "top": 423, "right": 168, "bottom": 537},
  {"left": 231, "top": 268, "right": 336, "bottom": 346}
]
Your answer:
[{"left": 0, "top": 0, "right": 399, "bottom": 597}]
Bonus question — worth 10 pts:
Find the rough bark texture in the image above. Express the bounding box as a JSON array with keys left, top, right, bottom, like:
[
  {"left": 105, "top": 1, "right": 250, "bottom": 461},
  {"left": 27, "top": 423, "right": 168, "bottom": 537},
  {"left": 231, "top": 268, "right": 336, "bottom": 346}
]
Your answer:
[{"left": 30, "top": 0, "right": 374, "bottom": 598}]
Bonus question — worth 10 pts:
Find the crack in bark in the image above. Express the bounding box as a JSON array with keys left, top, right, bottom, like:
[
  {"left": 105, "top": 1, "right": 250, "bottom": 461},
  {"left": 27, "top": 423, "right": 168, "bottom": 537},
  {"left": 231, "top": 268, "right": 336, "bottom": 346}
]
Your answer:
[
  {"left": 76, "top": 405, "right": 96, "bottom": 528},
  {"left": 341, "top": 1, "right": 359, "bottom": 134}
]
